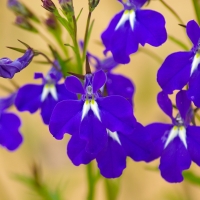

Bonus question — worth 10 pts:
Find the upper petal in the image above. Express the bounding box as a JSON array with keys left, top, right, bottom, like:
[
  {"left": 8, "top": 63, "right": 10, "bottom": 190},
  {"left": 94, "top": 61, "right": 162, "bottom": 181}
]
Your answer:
[
  {"left": 92, "top": 70, "right": 107, "bottom": 93},
  {"left": 157, "top": 51, "right": 193, "bottom": 94},
  {"left": 186, "top": 20, "right": 200, "bottom": 46},
  {"left": 65, "top": 76, "right": 85, "bottom": 94}
]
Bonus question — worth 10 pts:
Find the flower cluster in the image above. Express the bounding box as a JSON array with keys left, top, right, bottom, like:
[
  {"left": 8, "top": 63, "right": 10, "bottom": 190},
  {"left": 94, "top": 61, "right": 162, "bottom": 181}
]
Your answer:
[{"left": 1, "top": 0, "right": 200, "bottom": 186}]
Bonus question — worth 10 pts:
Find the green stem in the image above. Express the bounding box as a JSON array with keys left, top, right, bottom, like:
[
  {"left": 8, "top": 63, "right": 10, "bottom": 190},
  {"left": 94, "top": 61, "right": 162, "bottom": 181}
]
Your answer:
[
  {"left": 168, "top": 35, "right": 189, "bottom": 51},
  {"left": 55, "top": 35, "right": 69, "bottom": 57},
  {"left": 86, "top": 163, "right": 96, "bottom": 200},
  {"left": 192, "top": 0, "right": 200, "bottom": 25},
  {"left": 82, "top": 11, "right": 92, "bottom": 63},
  {"left": 104, "top": 179, "right": 120, "bottom": 200},
  {"left": 159, "top": 0, "right": 184, "bottom": 25}
]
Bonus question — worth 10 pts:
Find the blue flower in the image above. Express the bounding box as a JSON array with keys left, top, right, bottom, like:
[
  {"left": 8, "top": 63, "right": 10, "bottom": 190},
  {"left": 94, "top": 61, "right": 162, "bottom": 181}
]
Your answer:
[
  {"left": 101, "top": 0, "right": 167, "bottom": 64},
  {"left": 0, "top": 48, "right": 34, "bottom": 79},
  {"left": 0, "top": 93, "right": 23, "bottom": 151},
  {"left": 15, "top": 63, "right": 77, "bottom": 124},
  {"left": 146, "top": 90, "right": 200, "bottom": 183},
  {"left": 49, "top": 70, "right": 136, "bottom": 154},
  {"left": 157, "top": 20, "right": 200, "bottom": 96},
  {"left": 67, "top": 122, "right": 151, "bottom": 178}
]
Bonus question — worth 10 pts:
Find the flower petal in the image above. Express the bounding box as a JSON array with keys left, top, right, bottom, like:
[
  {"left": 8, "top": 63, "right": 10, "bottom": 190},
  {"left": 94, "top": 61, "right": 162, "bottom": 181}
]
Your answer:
[
  {"left": 176, "top": 90, "right": 191, "bottom": 122},
  {"left": 157, "top": 91, "right": 173, "bottom": 119},
  {"left": 186, "top": 20, "right": 200, "bottom": 46},
  {"left": 92, "top": 70, "right": 107, "bottom": 93},
  {"left": 0, "top": 112, "right": 23, "bottom": 151},
  {"left": 15, "top": 84, "right": 43, "bottom": 113},
  {"left": 157, "top": 51, "right": 193, "bottom": 94},
  {"left": 49, "top": 100, "right": 83, "bottom": 139},
  {"left": 65, "top": 75, "right": 85, "bottom": 94},
  {"left": 159, "top": 137, "right": 191, "bottom": 183},
  {"left": 97, "top": 96, "right": 136, "bottom": 134},
  {"left": 67, "top": 134, "right": 95, "bottom": 166},
  {"left": 80, "top": 110, "right": 108, "bottom": 154},
  {"left": 97, "top": 136, "right": 126, "bottom": 178},
  {"left": 106, "top": 73, "right": 135, "bottom": 105}
]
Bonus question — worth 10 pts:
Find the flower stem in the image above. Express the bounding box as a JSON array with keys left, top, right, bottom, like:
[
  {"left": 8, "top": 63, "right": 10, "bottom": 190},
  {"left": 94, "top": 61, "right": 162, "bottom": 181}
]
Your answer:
[
  {"left": 86, "top": 162, "right": 96, "bottom": 200},
  {"left": 82, "top": 11, "right": 92, "bottom": 63}
]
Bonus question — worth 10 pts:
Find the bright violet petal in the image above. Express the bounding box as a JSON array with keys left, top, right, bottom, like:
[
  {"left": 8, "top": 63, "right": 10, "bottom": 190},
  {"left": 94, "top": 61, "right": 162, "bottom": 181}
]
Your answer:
[
  {"left": 145, "top": 123, "right": 172, "bottom": 161},
  {"left": 97, "top": 136, "right": 126, "bottom": 178},
  {"left": 67, "top": 134, "right": 95, "bottom": 166},
  {"left": 0, "top": 93, "right": 16, "bottom": 111},
  {"left": 80, "top": 110, "right": 107, "bottom": 154},
  {"left": 186, "top": 20, "right": 200, "bottom": 46},
  {"left": 92, "top": 70, "right": 107, "bottom": 93},
  {"left": 119, "top": 123, "right": 152, "bottom": 162},
  {"left": 187, "top": 126, "right": 200, "bottom": 166},
  {"left": 65, "top": 76, "right": 85, "bottom": 94},
  {"left": 176, "top": 90, "right": 191, "bottom": 121},
  {"left": 49, "top": 100, "right": 83, "bottom": 139},
  {"left": 129, "top": 0, "right": 148, "bottom": 8},
  {"left": 15, "top": 84, "right": 43, "bottom": 113},
  {"left": 157, "top": 51, "right": 193, "bottom": 94},
  {"left": 157, "top": 91, "right": 173, "bottom": 119},
  {"left": 187, "top": 70, "right": 200, "bottom": 107},
  {"left": 34, "top": 73, "right": 44, "bottom": 80},
  {"left": 107, "top": 73, "right": 135, "bottom": 105},
  {"left": 135, "top": 9, "right": 167, "bottom": 47},
  {"left": 0, "top": 112, "right": 23, "bottom": 151},
  {"left": 97, "top": 96, "right": 136, "bottom": 134},
  {"left": 159, "top": 137, "right": 191, "bottom": 183}
]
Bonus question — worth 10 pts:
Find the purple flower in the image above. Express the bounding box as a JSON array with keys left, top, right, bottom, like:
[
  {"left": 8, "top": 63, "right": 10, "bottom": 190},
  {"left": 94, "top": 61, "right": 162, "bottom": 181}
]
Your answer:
[
  {"left": 15, "top": 64, "right": 77, "bottom": 124},
  {"left": 0, "top": 93, "right": 23, "bottom": 151},
  {"left": 41, "top": 0, "right": 56, "bottom": 12},
  {"left": 7, "top": 0, "right": 29, "bottom": 16},
  {"left": 146, "top": 90, "right": 200, "bottom": 183},
  {"left": 157, "top": 20, "right": 200, "bottom": 96},
  {"left": 0, "top": 48, "right": 34, "bottom": 79},
  {"left": 67, "top": 122, "right": 151, "bottom": 178},
  {"left": 87, "top": 52, "right": 135, "bottom": 105},
  {"left": 101, "top": 0, "right": 167, "bottom": 64},
  {"left": 49, "top": 70, "right": 136, "bottom": 155}
]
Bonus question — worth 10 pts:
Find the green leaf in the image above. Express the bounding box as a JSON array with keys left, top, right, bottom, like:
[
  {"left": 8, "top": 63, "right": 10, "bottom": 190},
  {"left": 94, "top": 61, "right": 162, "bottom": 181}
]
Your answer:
[
  {"left": 6, "top": 47, "right": 27, "bottom": 53},
  {"left": 76, "top": 8, "right": 83, "bottom": 22},
  {"left": 183, "top": 171, "right": 200, "bottom": 186},
  {"left": 192, "top": 0, "right": 200, "bottom": 25},
  {"left": 168, "top": 35, "right": 189, "bottom": 51}
]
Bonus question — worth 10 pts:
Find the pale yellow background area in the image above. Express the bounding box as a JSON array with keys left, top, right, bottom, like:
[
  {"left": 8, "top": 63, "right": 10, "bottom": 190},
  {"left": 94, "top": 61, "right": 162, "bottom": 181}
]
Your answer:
[{"left": 0, "top": 0, "right": 199, "bottom": 200}]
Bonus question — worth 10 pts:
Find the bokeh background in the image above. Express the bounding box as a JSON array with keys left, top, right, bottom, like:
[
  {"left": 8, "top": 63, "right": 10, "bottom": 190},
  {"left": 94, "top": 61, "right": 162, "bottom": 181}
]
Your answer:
[{"left": 0, "top": 0, "right": 199, "bottom": 199}]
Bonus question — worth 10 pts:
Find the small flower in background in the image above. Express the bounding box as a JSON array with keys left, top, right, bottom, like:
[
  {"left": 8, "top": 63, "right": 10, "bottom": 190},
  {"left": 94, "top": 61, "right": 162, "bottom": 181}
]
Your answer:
[
  {"left": 0, "top": 48, "right": 34, "bottom": 79},
  {"left": 0, "top": 93, "right": 23, "bottom": 151},
  {"left": 157, "top": 20, "right": 200, "bottom": 95},
  {"left": 101, "top": 0, "right": 167, "bottom": 64},
  {"left": 49, "top": 70, "right": 136, "bottom": 155},
  {"left": 41, "top": 0, "right": 57, "bottom": 13},
  {"left": 15, "top": 62, "right": 77, "bottom": 124},
  {"left": 145, "top": 90, "right": 200, "bottom": 183}
]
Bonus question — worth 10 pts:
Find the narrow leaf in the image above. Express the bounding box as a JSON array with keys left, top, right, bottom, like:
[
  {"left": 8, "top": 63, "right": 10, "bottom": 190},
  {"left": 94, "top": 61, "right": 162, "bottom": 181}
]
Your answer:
[
  {"left": 183, "top": 171, "right": 200, "bottom": 186},
  {"left": 192, "top": 0, "right": 200, "bottom": 25},
  {"left": 76, "top": 8, "right": 83, "bottom": 22},
  {"left": 168, "top": 35, "right": 189, "bottom": 51}
]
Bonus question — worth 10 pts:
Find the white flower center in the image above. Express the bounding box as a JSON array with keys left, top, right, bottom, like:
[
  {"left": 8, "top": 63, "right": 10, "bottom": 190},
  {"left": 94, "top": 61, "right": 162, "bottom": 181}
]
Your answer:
[
  {"left": 164, "top": 126, "right": 187, "bottom": 149},
  {"left": 191, "top": 52, "right": 200, "bottom": 76},
  {"left": 41, "top": 84, "right": 58, "bottom": 102},
  {"left": 115, "top": 9, "right": 136, "bottom": 31},
  {"left": 107, "top": 129, "right": 121, "bottom": 145}
]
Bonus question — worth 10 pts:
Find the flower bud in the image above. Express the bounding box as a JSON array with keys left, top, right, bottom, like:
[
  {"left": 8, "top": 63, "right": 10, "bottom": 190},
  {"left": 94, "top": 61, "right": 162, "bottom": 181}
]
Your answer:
[
  {"left": 58, "top": 0, "right": 74, "bottom": 18},
  {"left": 45, "top": 14, "right": 58, "bottom": 29},
  {"left": 41, "top": 0, "right": 56, "bottom": 13},
  {"left": 89, "top": 0, "right": 100, "bottom": 12},
  {"left": 8, "top": 0, "right": 30, "bottom": 16},
  {"left": 15, "top": 16, "right": 38, "bottom": 32}
]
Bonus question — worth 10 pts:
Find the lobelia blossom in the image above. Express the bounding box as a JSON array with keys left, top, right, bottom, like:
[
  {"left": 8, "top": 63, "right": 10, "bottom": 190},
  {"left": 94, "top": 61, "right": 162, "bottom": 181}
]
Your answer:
[
  {"left": 49, "top": 70, "right": 136, "bottom": 155},
  {"left": 101, "top": 0, "right": 167, "bottom": 64},
  {"left": 67, "top": 122, "right": 152, "bottom": 178},
  {"left": 87, "top": 51, "right": 135, "bottom": 105},
  {"left": 145, "top": 90, "right": 200, "bottom": 183},
  {"left": 15, "top": 62, "right": 77, "bottom": 124},
  {"left": 0, "top": 93, "right": 23, "bottom": 151},
  {"left": 0, "top": 48, "right": 34, "bottom": 79},
  {"left": 157, "top": 20, "right": 200, "bottom": 101}
]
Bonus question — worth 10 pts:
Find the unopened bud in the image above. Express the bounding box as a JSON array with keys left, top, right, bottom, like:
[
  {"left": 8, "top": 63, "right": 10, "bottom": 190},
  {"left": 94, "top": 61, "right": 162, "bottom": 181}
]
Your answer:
[
  {"left": 41, "top": 0, "right": 56, "bottom": 12},
  {"left": 89, "top": 0, "right": 100, "bottom": 12},
  {"left": 8, "top": 0, "right": 30, "bottom": 16},
  {"left": 15, "top": 16, "right": 38, "bottom": 32},
  {"left": 45, "top": 14, "right": 58, "bottom": 29},
  {"left": 58, "top": 0, "right": 74, "bottom": 18}
]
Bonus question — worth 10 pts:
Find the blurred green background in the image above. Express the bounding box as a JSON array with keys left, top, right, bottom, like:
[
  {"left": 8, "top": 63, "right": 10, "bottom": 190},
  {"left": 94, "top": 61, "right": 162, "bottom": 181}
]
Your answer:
[{"left": 0, "top": 0, "right": 199, "bottom": 199}]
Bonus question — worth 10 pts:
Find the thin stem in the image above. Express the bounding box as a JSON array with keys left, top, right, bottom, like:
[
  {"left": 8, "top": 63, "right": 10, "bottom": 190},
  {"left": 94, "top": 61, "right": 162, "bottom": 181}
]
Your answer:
[
  {"left": 86, "top": 162, "right": 95, "bottom": 200},
  {"left": 0, "top": 84, "right": 13, "bottom": 93},
  {"left": 55, "top": 35, "right": 68, "bottom": 57},
  {"left": 159, "top": 0, "right": 184, "bottom": 25},
  {"left": 82, "top": 12, "right": 92, "bottom": 63},
  {"left": 10, "top": 79, "right": 19, "bottom": 89}
]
